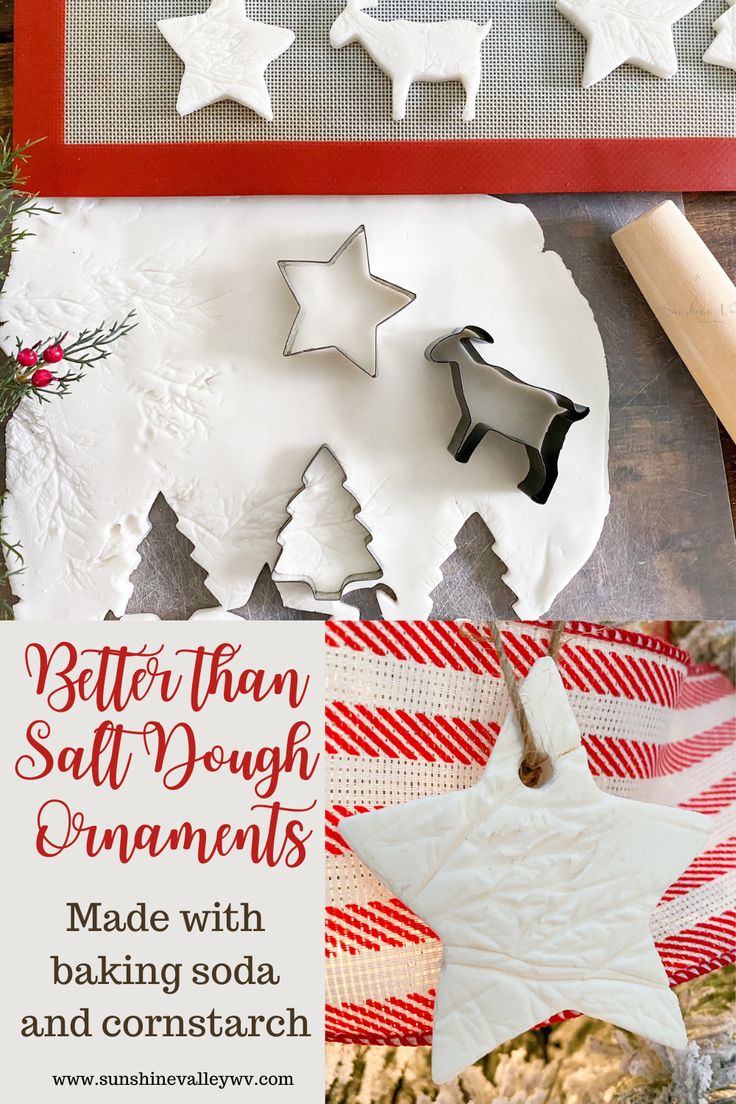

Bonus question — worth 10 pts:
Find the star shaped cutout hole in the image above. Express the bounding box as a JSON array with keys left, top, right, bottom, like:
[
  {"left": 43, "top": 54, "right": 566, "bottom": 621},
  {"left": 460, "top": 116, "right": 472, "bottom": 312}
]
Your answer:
[
  {"left": 556, "top": 0, "right": 703, "bottom": 86},
  {"left": 158, "top": 0, "right": 295, "bottom": 120},
  {"left": 340, "top": 656, "right": 712, "bottom": 1084},
  {"left": 278, "top": 225, "right": 417, "bottom": 378},
  {"left": 705, "top": 0, "right": 736, "bottom": 70}
]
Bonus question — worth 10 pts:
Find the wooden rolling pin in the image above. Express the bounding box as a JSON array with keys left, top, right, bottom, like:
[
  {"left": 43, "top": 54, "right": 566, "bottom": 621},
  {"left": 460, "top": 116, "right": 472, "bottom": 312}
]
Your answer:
[{"left": 612, "top": 201, "right": 736, "bottom": 442}]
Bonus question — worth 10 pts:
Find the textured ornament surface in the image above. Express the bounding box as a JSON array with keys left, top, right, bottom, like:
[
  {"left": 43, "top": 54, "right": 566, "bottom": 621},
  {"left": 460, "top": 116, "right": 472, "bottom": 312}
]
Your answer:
[
  {"left": 158, "top": 0, "right": 295, "bottom": 119},
  {"left": 1, "top": 196, "right": 609, "bottom": 620},
  {"left": 340, "top": 657, "right": 712, "bottom": 1083},
  {"left": 704, "top": 1, "right": 736, "bottom": 69},
  {"left": 556, "top": 0, "right": 704, "bottom": 86},
  {"left": 329, "top": 1, "right": 492, "bottom": 121}
]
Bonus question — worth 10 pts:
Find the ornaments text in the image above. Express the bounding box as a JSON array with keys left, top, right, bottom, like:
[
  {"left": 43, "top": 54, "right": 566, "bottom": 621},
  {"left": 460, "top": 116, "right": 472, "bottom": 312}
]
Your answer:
[{"left": 14, "top": 639, "right": 320, "bottom": 867}]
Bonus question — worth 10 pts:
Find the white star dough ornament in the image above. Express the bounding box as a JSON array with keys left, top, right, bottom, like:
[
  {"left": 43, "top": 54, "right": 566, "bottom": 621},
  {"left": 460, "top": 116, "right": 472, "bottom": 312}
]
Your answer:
[
  {"left": 556, "top": 0, "right": 703, "bottom": 87},
  {"left": 157, "top": 0, "right": 295, "bottom": 120},
  {"left": 340, "top": 657, "right": 711, "bottom": 1084},
  {"left": 704, "top": 1, "right": 736, "bottom": 71},
  {"left": 278, "top": 225, "right": 416, "bottom": 377}
]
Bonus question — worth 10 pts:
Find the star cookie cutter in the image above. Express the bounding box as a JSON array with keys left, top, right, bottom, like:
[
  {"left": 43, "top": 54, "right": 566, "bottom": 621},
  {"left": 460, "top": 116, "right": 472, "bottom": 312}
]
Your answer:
[
  {"left": 426, "top": 325, "right": 590, "bottom": 505},
  {"left": 278, "top": 225, "right": 416, "bottom": 378},
  {"left": 272, "top": 444, "right": 385, "bottom": 601}
]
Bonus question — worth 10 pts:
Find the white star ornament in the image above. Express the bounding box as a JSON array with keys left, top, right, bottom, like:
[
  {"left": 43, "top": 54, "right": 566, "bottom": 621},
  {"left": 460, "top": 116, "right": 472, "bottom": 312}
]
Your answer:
[
  {"left": 340, "top": 657, "right": 711, "bottom": 1085},
  {"left": 704, "top": 1, "right": 736, "bottom": 71},
  {"left": 158, "top": 0, "right": 295, "bottom": 120},
  {"left": 556, "top": 0, "right": 703, "bottom": 87}
]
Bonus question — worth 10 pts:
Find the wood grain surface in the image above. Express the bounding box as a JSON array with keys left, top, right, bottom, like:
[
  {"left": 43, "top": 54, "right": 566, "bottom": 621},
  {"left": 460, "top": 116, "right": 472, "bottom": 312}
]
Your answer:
[
  {"left": 0, "top": 1, "right": 11, "bottom": 131},
  {"left": 683, "top": 193, "right": 736, "bottom": 520},
  {"left": 0, "top": 0, "right": 733, "bottom": 533}
]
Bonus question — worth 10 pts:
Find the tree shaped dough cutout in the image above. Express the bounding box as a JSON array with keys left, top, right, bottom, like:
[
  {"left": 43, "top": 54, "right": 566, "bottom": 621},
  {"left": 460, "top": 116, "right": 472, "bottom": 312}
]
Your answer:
[
  {"left": 123, "top": 493, "right": 219, "bottom": 620},
  {"left": 272, "top": 445, "right": 382, "bottom": 601}
]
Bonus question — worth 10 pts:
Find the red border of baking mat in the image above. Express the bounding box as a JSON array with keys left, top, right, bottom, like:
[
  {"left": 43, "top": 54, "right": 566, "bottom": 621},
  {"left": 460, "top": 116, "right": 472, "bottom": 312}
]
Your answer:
[{"left": 14, "top": 0, "right": 736, "bottom": 195}]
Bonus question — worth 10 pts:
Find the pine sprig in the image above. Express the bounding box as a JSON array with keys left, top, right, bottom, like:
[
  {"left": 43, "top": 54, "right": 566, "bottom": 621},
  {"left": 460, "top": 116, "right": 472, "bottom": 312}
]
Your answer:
[
  {"left": 0, "top": 138, "right": 137, "bottom": 616},
  {"left": 0, "top": 136, "right": 57, "bottom": 258},
  {"left": 0, "top": 312, "right": 138, "bottom": 423},
  {"left": 62, "top": 312, "right": 139, "bottom": 366},
  {"left": 0, "top": 496, "right": 23, "bottom": 620}
]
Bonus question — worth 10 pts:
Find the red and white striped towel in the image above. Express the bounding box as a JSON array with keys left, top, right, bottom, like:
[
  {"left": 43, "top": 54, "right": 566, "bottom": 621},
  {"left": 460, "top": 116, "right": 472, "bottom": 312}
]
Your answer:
[{"left": 324, "top": 621, "right": 736, "bottom": 1046}]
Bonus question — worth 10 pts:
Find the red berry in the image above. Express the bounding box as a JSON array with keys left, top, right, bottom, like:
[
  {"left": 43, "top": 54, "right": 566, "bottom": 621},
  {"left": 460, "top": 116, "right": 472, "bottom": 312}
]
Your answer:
[
  {"left": 17, "top": 347, "right": 38, "bottom": 368},
  {"left": 31, "top": 369, "right": 55, "bottom": 388},
  {"left": 43, "top": 344, "right": 65, "bottom": 364}
]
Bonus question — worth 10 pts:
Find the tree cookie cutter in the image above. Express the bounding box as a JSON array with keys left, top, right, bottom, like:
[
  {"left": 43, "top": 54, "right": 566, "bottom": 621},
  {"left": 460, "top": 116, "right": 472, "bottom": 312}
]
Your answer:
[
  {"left": 278, "top": 225, "right": 416, "bottom": 378},
  {"left": 426, "top": 325, "right": 590, "bottom": 505},
  {"left": 272, "top": 443, "right": 386, "bottom": 601}
]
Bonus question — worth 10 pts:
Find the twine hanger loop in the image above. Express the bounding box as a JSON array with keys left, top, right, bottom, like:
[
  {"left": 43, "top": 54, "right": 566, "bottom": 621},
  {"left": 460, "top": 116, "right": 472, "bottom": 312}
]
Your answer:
[{"left": 461, "top": 621, "right": 566, "bottom": 789}]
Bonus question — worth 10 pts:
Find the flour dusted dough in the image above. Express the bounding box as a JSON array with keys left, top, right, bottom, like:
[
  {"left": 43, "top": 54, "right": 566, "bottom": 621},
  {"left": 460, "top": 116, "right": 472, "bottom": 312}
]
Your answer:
[
  {"left": 340, "top": 658, "right": 711, "bottom": 1083},
  {"left": 1, "top": 196, "right": 610, "bottom": 620}
]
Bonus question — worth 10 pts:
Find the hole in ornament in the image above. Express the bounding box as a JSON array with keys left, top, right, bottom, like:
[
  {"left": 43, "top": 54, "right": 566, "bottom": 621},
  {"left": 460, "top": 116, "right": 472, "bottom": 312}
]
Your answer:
[
  {"left": 519, "top": 754, "right": 554, "bottom": 789},
  {"left": 123, "top": 493, "right": 219, "bottom": 620},
  {"left": 272, "top": 444, "right": 383, "bottom": 602}
]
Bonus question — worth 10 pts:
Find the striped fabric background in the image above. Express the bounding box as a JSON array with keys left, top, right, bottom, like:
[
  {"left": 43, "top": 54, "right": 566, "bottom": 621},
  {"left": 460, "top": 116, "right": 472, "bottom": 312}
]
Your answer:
[{"left": 324, "top": 621, "right": 736, "bottom": 1046}]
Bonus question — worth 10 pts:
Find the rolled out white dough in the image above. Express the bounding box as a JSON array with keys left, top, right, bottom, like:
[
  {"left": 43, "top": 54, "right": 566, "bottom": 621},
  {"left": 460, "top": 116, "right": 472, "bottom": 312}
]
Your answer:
[{"left": 1, "top": 196, "right": 610, "bottom": 620}]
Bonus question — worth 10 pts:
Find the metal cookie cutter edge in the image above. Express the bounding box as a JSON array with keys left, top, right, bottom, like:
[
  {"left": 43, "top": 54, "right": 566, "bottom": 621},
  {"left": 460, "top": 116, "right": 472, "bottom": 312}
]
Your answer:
[
  {"left": 277, "top": 224, "right": 417, "bottom": 379},
  {"left": 426, "top": 324, "right": 591, "bottom": 506},
  {"left": 271, "top": 442, "right": 391, "bottom": 602}
]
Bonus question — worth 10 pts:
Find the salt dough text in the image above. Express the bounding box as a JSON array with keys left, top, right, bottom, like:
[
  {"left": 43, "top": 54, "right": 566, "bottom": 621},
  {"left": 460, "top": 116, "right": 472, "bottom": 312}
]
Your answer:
[
  {"left": 16, "top": 718, "right": 316, "bottom": 796},
  {"left": 25, "top": 642, "right": 309, "bottom": 712}
]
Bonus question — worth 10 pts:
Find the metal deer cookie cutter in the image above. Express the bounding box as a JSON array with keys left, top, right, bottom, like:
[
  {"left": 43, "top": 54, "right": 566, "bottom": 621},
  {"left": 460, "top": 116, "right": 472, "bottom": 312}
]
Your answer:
[
  {"left": 278, "top": 225, "right": 416, "bottom": 378},
  {"left": 272, "top": 443, "right": 385, "bottom": 601},
  {"left": 426, "top": 325, "right": 590, "bottom": 505}
]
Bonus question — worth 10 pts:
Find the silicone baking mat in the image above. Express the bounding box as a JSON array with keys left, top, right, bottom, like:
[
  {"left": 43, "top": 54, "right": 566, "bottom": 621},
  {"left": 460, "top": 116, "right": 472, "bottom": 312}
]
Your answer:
[{"left": 14, "top": 0, "right": 736, "bottom": 193}]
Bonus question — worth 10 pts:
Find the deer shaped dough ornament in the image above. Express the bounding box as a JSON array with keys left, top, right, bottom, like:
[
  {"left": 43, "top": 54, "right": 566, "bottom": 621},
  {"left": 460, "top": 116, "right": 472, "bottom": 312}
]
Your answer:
[
  {"left": 330, "top": 0, "right": 492, "bottom": 121},
  {"left": 427, "top": 326, "right": 590, "bottom": 505}
]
